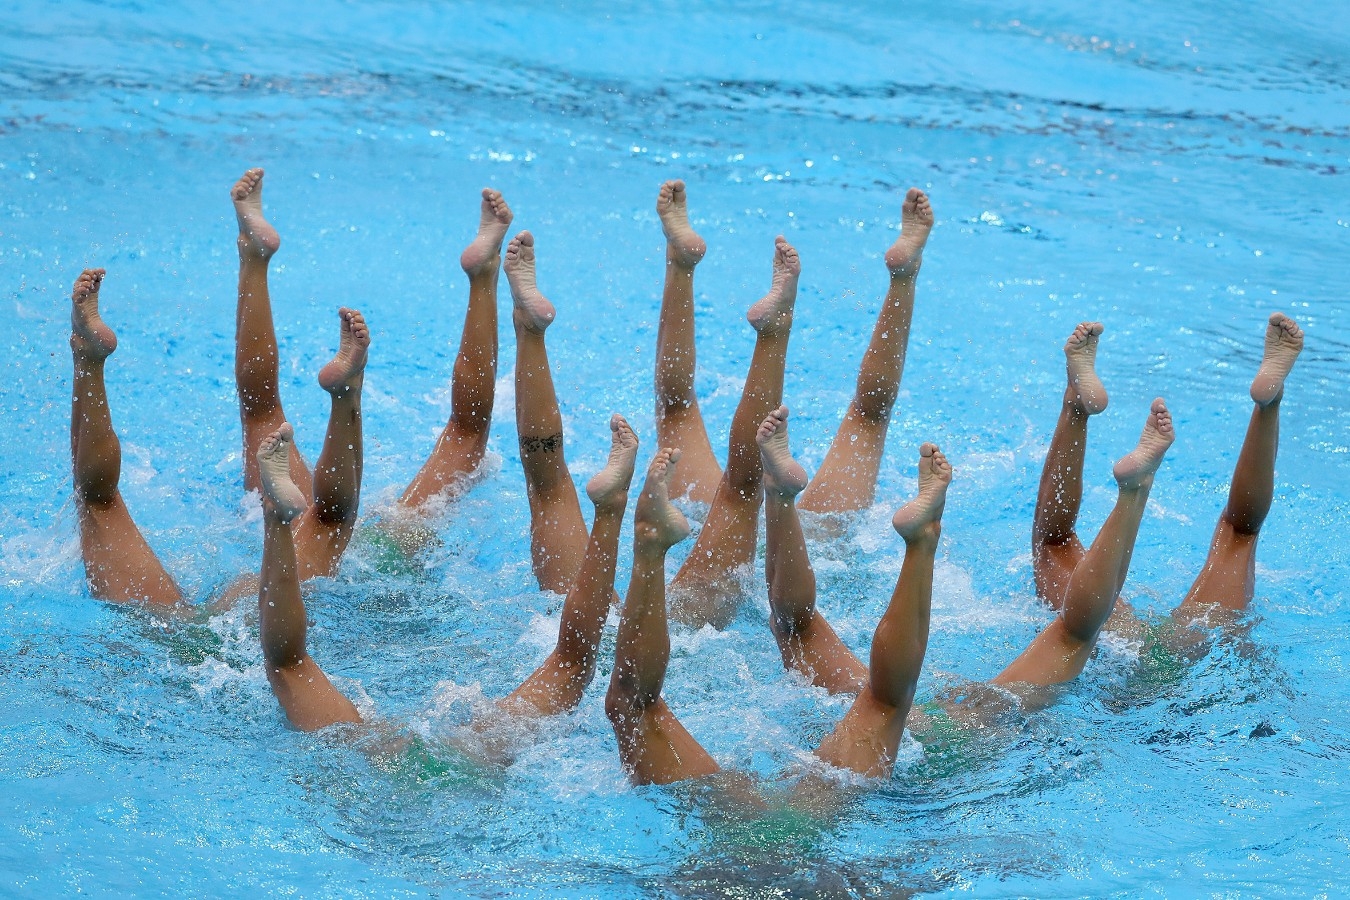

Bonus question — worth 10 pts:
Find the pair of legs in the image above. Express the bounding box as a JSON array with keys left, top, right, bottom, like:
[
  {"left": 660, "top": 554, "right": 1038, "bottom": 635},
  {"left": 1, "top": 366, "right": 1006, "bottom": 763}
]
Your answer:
[
  {"left": 1031, "top": 315, "right": 1305, "bottom": 632},
  {"left": 603, "top": 439, "right": 952, "bottom": 785},
  {"left": 253, "top": 417, "right": 640, "bottom": 729},
  {"left": 652, "top": 182, "right": 934, "bottom": 627},
  {"left": 655, "top": 181, "right": 933, "bottom": 514},
  {"left": 231, "top": 170, "right": 369, "bottom": 581}
]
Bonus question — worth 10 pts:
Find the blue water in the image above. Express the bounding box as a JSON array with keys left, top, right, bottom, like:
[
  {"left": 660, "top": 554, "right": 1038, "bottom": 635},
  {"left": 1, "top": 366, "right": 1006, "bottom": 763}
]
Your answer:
[{"left": 4, "top": 1, "right": 1350, "bottom": 895}]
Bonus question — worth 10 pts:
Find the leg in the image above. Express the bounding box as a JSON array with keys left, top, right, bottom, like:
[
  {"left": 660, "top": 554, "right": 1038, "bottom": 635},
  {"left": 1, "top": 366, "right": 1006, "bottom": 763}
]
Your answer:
[
  {"left": 69, "top": 269, "right": 180, "bottom": 606},
  {"left": 504, "top": 231, "right": 589, "bottom": 593},
  {"left": 994, "top": 400, "right": 1173, "bottom": 690},
  {"left": 256, "top": 425, "right": 361, "bottom": 732},
  {"left": 231, "top": 168, "right": 311, "bottom": 499},
  {"left": 669, "top": 236, "right": 800, "bottom": 629},
  {"left": 1031, "top": 322, "right": 1109, "bottom": 610},
  {"left": 1174, "top": 313, "right": 1303, "bottom": 620},
  {"left": 653, "top": 179, "right": 721, "bottom": 504},
  {"left": 758, "top": 406, "right": 867, "bottom": 693},
  {"left": 815, "top": 444, "right": 951, "bottom": 777},
  {"left": 605, "top": 449, "right": 720, "bottom": 785},
  {"left": 293, "top": 308, "right": 370, "bottom": 580},
  {"left": 798, "top": 189, "right": 933, "bottom": 513},
  {"left": 401, "top": 189, "right": 512, "bottom": 510},
  {"left": 503, "top": 416, "right": 639, "bottom": 716}
]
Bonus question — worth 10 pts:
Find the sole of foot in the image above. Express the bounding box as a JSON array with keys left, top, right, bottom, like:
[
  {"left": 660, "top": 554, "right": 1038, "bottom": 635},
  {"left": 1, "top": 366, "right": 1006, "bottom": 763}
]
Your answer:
[
  {"left": 892, "top": 442, "right": 952, "bottom": 540},
  {"left": 1250, "top": 312, "right": 1304, "bottom": 407},
  {"left": 71, "top": 268, "right": 117, "bottom": 358},
  {"left": 505, "top": 231, "right": 556, "bottom": 334},
  {"left": 231, "top": 167, "right": 281, "bottom": 260},
  {"left": 657, "top": 179, "right": 707, "bottom": 268},
  {"left": 746, "top": 236, "right": 800, "bottom": 333},
  {"left": 1064, "top": 321, "right": 1108, "bottom": 414},
  {"left": 461, "top": 188, "right": 514, "bottom": 276},
  {"left": 586, "top": 414, "right": 640, "bottom": 507},
  {"left": 883, "top": 188, "right": 934, "bottom": 278},
  {"left": 756, "top": 405, "right": 809, "bottom": 497},
  {"left": 317, "top": 307, "right": 371, "bottom": 394},
  {"left": 1112, "top": 398, "right": 1174, "bottom": 488},
  {"left": 635, "top": 448, "right": 691, "bottom": 548},
  {"left": 257, "top": 423, "right": 308, "bottom": 522}
]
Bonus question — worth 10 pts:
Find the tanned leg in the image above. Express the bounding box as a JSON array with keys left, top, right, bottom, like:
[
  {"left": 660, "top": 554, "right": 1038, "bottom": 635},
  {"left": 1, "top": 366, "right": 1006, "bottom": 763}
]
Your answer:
[
  {"left": 654, "top": 179, "right": 721, "bottom": 504},
  {"left": 605, "top": 449, "right": 720, "bottom": 785},
  {"left": 503, "top": 415, "right": 639, "bottom": 716},
  {"left": 401, "top": 189, "right": 512, "bottom": 509},
  {"left": 1032, "top": 322, "right": 1108, "bottom": 611},
  {"left": 994, "top": 400, "right": 1173, "bottom": 692},
  {"left": 256, "top": 424, "right": 361, "bottom": 731},
  {"left": 69, "top": 268, "right": 180, "bottom": 606},
  {"left": 669, "top": 236, "right": 800, "bottom": 629},
  {"left": 505, "top": 230, "right": 589, "bottom": 593},
  {"left": 759, "top": 405, "right": 867, "bottom": 693},
  {"left": 1174, "top": 314, "right": 1303, "bottom": 623},
  {"left": 231, "top": 168, "right": 312, "bottom": 500},
  {"left": 799, "top": 189, "right": 934, "bottom": 514},
  {"left": 292, "top": 308, "right": 369, "bottom": 580},
  {"left": 815, "top": 443, "right": 951, "bottom": 777}
]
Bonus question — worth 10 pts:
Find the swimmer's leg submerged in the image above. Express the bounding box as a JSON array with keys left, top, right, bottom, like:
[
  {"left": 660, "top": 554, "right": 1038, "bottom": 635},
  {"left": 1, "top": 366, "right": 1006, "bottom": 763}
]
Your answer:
[
  {"left": 654, "top": 179, "right": 721, "bottom": 504},
  {"left": 669, "top": 236, "right": 800, "bottom": 629},
  {"left": 759, "top": 406, "right": 867, "bottom": 694},
  {"left": 814, "top": 444, "right": 951, "bottom": 777},
  {"left": 1174, "top": 314, "right": 1303, "bottom": 622},
  {"left": 256, "top": 424, "right": 361, "bottom": 731},
  {"left": 994, "top": 401, "right": 1173, "bottom": 692},
  {"left": 606, "top": 449, "right": 720, "bottom": 785},
  {"left": 400, "top": 189, "right": 512, "bottom": 510},
  {"left": 798, "top": 188, "right": 933, "bottom": 514},
  {"left": 1032, "top": 322, "right": 1108, "bottom": 610},
  {"left": 69, "top": 269, "right": 181, "bottom": 606},
  {"left": 503, "top": 415, "right": 638, "bottom": 716},
  {"left": 506, "top": 231, "right": 589, "bottom": 594},
  {"left": 231, "top": 168, "right": 312, "bottom": 500}
]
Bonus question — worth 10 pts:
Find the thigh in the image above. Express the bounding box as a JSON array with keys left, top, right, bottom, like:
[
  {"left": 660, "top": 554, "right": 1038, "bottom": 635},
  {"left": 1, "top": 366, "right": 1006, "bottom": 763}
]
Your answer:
[
  {"left": 293, "top": 509, "right": 357, "bottom": 581},
  {"left": 655, "top": 403, "right": 722, "bottom": 504},
  {"left": 79, "top": 497, "right": 181, "bottom": 605},
  {"left": 1032, "top": 536, "right": 1085, "bottom": 611},
  {"left": 242, "top": 408, "right": 312, "bottom": 500},
  {"left": 528, "top": 484, "right": 589, "bottom": 594},
  {"left": 1177, "top": 521, "right": 1257, "bottom": 615},
  {"left": 616, "top": 699, "right": 720, "bottom": 786}
]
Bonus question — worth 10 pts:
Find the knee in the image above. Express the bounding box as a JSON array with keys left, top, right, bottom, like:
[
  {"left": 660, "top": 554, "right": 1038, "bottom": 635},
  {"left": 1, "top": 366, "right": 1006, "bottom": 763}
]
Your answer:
[
  {"left": 851, "top": 386, "right": 898, "bottom": 424},
  {"left": 75, "top": 483, "right": 118, "bottom": 509}
]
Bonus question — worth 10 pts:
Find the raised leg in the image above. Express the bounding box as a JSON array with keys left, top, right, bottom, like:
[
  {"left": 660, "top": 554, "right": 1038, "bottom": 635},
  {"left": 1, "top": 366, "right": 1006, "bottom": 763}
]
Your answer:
[
  {"left": 605, "top": 449, "right": 720, "bottom": 785},
  {"left": 1174, "top": 314, "right": 1303, "bottom": 620},
  {"left": 799, "top": 189, "right": 933, "bottom": 514},
  {"left": 994, "top": 400, "right": 1173, "bottom": 690},
  {"left": 505, "top": 231, "right": 589, "bottom": 593},
  {"left": 69, "top": 268, "right": 181, "bottom": 606},
  {"left": 654, "top": 179, "right": 721, "bottom": 504},
  {"left": 669, "top": 236, "right": 800, "bottom": 629},
  {"left": 503, "top": 415, "right": 639, "bottom": 716},
  {"left": 759, "top": 405, "right": 867, "bottom": 693},
  {"left": 1032, "top": 322, "right": 1108, "bottom": 610},
  {"left": 231, "top": 168, "right": 312, "bottom": 500},
  {"left": 256, "top": 424, "right": 361, "bottom": 732},
  {"left": 401, "top": 189, "right": 512, "bottom": 510},
  {"left": 815, "top": 444, "right": 951, "bottom": 777},
  {"left": 292, "top": 308, "right": 369, "bottom": 580}
]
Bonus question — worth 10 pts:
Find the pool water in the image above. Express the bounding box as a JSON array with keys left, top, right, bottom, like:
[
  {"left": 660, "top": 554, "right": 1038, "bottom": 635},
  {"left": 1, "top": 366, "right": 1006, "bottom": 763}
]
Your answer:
[{"left": 4, "top": 1, "right": 1350, "bottom": 896}]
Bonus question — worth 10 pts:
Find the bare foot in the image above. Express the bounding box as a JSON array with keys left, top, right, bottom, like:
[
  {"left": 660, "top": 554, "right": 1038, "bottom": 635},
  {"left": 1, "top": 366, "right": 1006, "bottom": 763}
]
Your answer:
[
  {"left": 634, "top": 449, "right": 691, "bottom": 549},
  {"left": 505, "top": 231, "right": 555, "bottom": 334},
  {"left": 460, "top": 188, "right": 513, "bottom": 276},
  {"left": 746, "top": 236, "right": 800, "bottom": 334},
  {"left": 1063, "top": 321, "right": 1109, "bottom": 414},
  {"left": 231, "top": 168, "right": 280, "bottom": 261},
  {"left": 71, "top": 268, "right": 116, "bottom": 358},
  {"left": 586, "top": 414, "right": 640, "bottom": 509},
  {"left": 1250, "top": 312, "right": 1304, "bottom": 407},
  {"left": 1113, "top": 399, "right": 1175, "bottom": 488},
  {"left": 757, "top": 405, "right": 808, "bottom": 497},
  {"left": 892, "top": 443, "right": 952, "bottom": 541},
  {"left": 656, "top": 180, "right": 707, "bottom": 268},
  {"left": 257, "top": 423, "right": 308, "bottom": 522},
  {"left": 883, "top": 188, "right": 934, "bottom": 278},
  {"left": 317, "top": 307, "right": 371, "bottom": 395}
]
